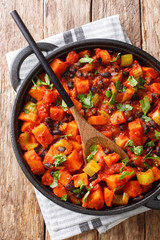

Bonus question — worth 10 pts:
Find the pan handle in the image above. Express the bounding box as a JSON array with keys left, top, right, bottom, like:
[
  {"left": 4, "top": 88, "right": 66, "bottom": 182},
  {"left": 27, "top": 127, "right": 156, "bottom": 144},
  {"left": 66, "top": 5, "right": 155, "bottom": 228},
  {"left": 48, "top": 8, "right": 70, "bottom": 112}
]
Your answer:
[
  {"left": 145, "top": 193, "right": 160, "bottom": 210},
  {"left": 10, "top": 42, "right": 57, "bottom": 92}
]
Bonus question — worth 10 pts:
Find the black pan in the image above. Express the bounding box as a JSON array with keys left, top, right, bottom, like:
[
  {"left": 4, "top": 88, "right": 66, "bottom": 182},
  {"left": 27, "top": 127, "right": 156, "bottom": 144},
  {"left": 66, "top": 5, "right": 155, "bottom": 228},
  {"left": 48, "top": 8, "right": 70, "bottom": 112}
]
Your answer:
[{"left": 10, "top": 39, "right": 160, "bottom": 215}]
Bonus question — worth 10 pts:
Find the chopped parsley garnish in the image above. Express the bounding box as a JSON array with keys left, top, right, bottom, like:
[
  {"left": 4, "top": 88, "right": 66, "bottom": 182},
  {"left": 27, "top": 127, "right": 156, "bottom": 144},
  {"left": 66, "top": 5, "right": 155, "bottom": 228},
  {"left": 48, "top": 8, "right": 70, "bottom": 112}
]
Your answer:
[
  {"left": 87, "top": 145, "right": 98, "bottom": 162},
  {"left": 131, "top": 146, "right": 143, "bottom": 156},
  {"left": 50, "top": 171, "right": 60, "bottom": 188},
  {"left": 155, "top": 130, "right": 160, "bottom": 139},
  {"left": 54, "top": 154, "right": 67, "bottom": 167},
  {"left": 109, "top": 92, "right": 117, "bottom": 105},
  {"left": 30, "top": 103, "right": 37, "bottom": 107},
  {"left": 79, "top": 54, "right": 93, "bottom": 65},
  {"left": 77, "top": 91, "right": 93, "bottom": 109},
  {"left": 113, "top": 185, "right": 124, "bottom": 193},
  {"left": 55, "top": 96, "right": 61, "bottom": 106},
  {"left": 74, "top": 181, "right": 93, "bottom": 202},
  {"left": 144, "top": 150, "right": 160, "bottom": 160},
  {"left": 117, "top": 103, "right": 133, "bottom": 112},
  {"left": 141, "top": 115, "right": 152, "bottom": 122},
  {"left": 124, "top": 140, "right": 134, "bottom": 148},
  {"left": 24, "top": 109, "right": 29, "bottom": 114},
  {"left": 120, "top": 158, "right": 129, "bottom": 173},
  {"left": 127, "top": 76, "right": 145, "bottom": 91},
  {"left": 144, "top": 162, "right": 152, "bottom": 170},
  {"left": 105, "top": 90, "right": 112, "bottom": 98},
  {"left": 32, "top": 74, "right": 53, "bottom": 90},
  {"left": 94, "top": 71, "right": 98, "bottom": 75},
  {"left": 61, "top": 134, "right": 73, "bottom": 139},
  {"left": 61, "top": 194, "right": 67, "bottom": 201},
  {"left": 116, "top": 80, "right": 126, "bottom": 93},
  {"left": 145, "top": 141, "right": 155, "bottom": 147},
  {"left": 139, "top": 96, "right": 151, "bottom": 115},
  {"left": 60, "top": 100, "right": 68, "bottom": 111},
  {"left": 108, "top": 53, "right": 121, "bottom": 63},
  {"left": 119, "top": 170, "right": 134, "bottom": 180}
]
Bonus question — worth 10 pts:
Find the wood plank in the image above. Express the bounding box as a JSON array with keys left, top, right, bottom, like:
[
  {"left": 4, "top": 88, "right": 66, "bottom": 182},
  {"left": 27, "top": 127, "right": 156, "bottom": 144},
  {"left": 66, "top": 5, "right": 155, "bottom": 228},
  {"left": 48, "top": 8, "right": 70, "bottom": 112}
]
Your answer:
[
  {"left": 0, "top": 1, "right": 44, "bottom": 239},
  {"left": 141, "top": 1, "right": 160, "bottom": 239},
  {"left": 44, "top": 1, "right": 91, "bottom": 239},
  {"left": 92, "top": 0, "right": 141, "bottom": 47},
  {"left": 92, "top": 1, "right": 145, "bottom": 239}
]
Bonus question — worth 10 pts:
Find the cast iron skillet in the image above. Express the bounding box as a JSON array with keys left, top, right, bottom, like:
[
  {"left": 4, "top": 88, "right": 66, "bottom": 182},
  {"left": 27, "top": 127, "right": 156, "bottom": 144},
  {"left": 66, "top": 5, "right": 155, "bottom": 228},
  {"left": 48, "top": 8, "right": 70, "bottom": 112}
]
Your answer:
[{"left": 10, "top": 39, "right": 160, "bottom": 215}]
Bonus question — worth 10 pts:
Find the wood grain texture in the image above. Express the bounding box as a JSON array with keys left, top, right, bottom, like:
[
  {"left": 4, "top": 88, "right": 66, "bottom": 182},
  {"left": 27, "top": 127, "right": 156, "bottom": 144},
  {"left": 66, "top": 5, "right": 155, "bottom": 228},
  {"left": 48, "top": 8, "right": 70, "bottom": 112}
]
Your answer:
[
  {"left": 92, "top": 0, "right": 141, "bottom": 47},
  {"left": 0, "top": 1, "right": 44, "bottom": 240},
  {"left": 141, "top": 1, "right": 160, "bottom": 239}
]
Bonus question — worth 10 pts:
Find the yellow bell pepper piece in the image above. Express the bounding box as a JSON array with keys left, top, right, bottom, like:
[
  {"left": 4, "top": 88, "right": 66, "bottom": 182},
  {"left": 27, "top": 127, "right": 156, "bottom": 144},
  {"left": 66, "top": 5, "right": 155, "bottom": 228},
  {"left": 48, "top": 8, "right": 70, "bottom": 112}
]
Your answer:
[
  {"left": 151, "top": 109, "right": 160, "bottom": 125},
  {"left": 120, "top": 54, "right": 133, "bottom": 67},
  {"left": 92, "top": 93, "right": 99, "bottom": 106},
  {"left": 83, "top": 160, "right": 101, "bottom": 177},
  {"left": 23, "top": 101, "right": 38, "bottom": 114},
  {"left": 112, "top": 192, "right": 129, "bottom": 205},
  {"left": 136, "top": 169, "right": 154, "bottom": 185}
]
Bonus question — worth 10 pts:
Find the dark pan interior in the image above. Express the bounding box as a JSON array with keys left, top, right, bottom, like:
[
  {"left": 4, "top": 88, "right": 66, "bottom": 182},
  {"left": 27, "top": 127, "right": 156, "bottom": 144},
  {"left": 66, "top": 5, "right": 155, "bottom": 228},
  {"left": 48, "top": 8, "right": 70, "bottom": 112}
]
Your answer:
[{"left": 11, "top": 39, "right": 160, "bottom": 215}]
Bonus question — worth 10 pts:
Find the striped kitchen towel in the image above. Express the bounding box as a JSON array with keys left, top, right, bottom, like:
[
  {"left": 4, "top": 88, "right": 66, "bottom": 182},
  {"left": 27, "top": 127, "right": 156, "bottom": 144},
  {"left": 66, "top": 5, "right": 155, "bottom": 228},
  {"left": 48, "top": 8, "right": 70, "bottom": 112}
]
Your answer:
[{"left": 7, "top": 15, "right": 150, "bottom": 240}]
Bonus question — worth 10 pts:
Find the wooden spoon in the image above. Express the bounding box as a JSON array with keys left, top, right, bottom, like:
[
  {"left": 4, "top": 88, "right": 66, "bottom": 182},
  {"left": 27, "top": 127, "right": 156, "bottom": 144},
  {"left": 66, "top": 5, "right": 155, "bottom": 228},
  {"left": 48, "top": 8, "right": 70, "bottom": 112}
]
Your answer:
[{"left": 11, "top": 10, "right": 128, "bottom": 163}]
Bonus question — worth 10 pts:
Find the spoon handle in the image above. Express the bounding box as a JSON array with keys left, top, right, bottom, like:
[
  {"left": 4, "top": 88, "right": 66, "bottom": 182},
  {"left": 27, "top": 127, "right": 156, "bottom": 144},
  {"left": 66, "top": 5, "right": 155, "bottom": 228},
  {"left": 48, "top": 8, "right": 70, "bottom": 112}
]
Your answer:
[{"left": 10, "top": 10, "right": 74, "bottom": 108}]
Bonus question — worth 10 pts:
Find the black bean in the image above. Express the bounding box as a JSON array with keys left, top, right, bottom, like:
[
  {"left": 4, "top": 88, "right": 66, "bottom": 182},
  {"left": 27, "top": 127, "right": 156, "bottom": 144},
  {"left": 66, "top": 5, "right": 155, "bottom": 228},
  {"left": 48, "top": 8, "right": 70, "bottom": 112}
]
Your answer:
[
  {"left": 104, "top": 148, "right": 110, "bottom": 155},
  {"left": 127, "top": 161, "right": 136, "bottom": 168},
  {"left": 115, "top": 68, "right": 118, "bottom": 72},
  {"left": 156, "top": 146, "right": 160, "bottom": 156},
  {"left": 39, "top": 148, "right": 45, "bottom": 158},
  {"left": 69, "top": 73, "right": 74, "bottom": 78},
  {"left": 75, "top": 62, "right": 83, "bottom": 68},
  {"left": 63, "top": 71, "right": 69, "bottom": 77},
  {"left": 135, "top": 110, "right": 143, "bottom": 118},
  {"left": 57, "top": 146, "right": 66, "bottom": 152},
  {"left": 108, "top": 107, "right": 114, "bottom": 114},
  {"left": 52, "top": 129, "right": 61, "bottom": 135},
  {"left": 97, "top": 79, "right": 104, "bottom": 89},
  {"left": 90, "top": 86, "right": 98, "bottom": 93},
  {"left": 100, "top": 71, "right": 111, "bottom": 78},
  {"left": 88, "top": 72, "right": 94, "bottom": 78},
  {"left": 152, "top": 93, "right": 160, "bottom": 98},
  {"left": 45, "top": 117, "right": 54, "bottom": 125},
  {"left": 66, "top": 180, "right": 75, "bottom": 191},
  {"left": 127, "top": 116, "right": 135, "bottom": 122},
  {"left": 69, "top": 66, "right": 76, "bottom": 73},
  {"left": 131, "top": 92, "right": 138, "bottom": 101},
  {"left": 67, "top": 81, "right": 74, "bottom": 89},
  {"left": 81, "top": 189, "right": 87, "bottom": 196},
  {"left": 149, "top": 120, "right": 158, "bottom": 129},
  {"left": 89, "top": 174, "right": 97, "bottom": 182},
  {"left": 76, "top": 193, "right": 82, "bottom": 199},
  {"left": 143, "top": 125, "right": 150, "bottom": 134},
  {"left": 119, "top": 124, "right": 125, "bottom": 131},
  {"left": 97, "top": 58, "right": 102, "bottom": 64},
  {"left": 44, "top": 163, "right": 54, "bottom": 169},
  {"left": 146, "top": 146, "right": 153, "bottom": 154},
  {"left": 122, "top": 71, "right": 129, "bottom": 77},
  {"left": 83, "top": 72, "right": 88, "bottom": 78},
  {"left": 76, "top": 71, "right": 83, "bottom": 77}
]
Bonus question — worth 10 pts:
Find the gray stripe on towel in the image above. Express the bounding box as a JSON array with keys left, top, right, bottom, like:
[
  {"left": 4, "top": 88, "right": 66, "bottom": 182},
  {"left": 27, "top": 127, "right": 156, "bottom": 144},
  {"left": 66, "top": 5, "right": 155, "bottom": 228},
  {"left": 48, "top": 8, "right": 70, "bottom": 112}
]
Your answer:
[
  {"left": 79, "top": 222, "right": 90, "bottom": 232},
  {"left": 74, "top": 27, "right": 85, "bottom": 40},
  {"left": 91, "top": 218, "right": 102, "bottom": 228},
  {"left": 63, "top": 30, "right": 73, "bottom": 44}
]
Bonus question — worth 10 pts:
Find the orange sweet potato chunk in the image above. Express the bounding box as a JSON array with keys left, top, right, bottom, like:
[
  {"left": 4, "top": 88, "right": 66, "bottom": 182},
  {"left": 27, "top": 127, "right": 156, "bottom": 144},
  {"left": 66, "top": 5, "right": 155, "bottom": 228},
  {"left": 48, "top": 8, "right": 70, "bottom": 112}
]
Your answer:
[
  {"left": 104, "top": 187, "right": 114, "bottom": 207},
  {"left": 104, "top": 153, "right": 121, "bottom": 168},
  {"left": 59, "top": 169, "right": 72, "bottom": 187},
  {"left": 123, "top": 181, "right": 142, "bottom": 198},
  {"left": 110, "top": 111, "right": 126, "bottom": 126},
  {"left": 42, "top": 170, "right": 54, "bottom": 185},
  {"left": 53, "top": 183, "right": 67, "bottom": 198},
  {"left": 50, "top": 106, "right": 65, "bottom": 121},
  {"left": 32, "top": 123, "right": 54, "bottom": 148},
  {"left": 43, "top": 145, "right": 59, "bottom": 165},
  {"left": 71, "top": 97, "right": 82, "bottom": 111},
  {"left": 18, "top": 112, "right": 37, "bottom": 123},
  {"left": 76, "top": 79, "right": 90, "bottom": 94},
  {"left": 73, "top": 173, "right": 89, "bottom": 188},
  {"left": 63, "top": 121, "right": 79, "bottom": 138},
  {"left": 28, "top": 86, "right": 46, "bottom": 101},
  {"left": 88, "top": 116, "right": 108, "bottom": 125},
  {"left": 24, "top": 150, "right": 45, "bottom": 175},
  {"left": 50, "top": 58, "right": 69, "bottom": 78},
  {"left": 64, "top": 150, "right": 83, "bottom": 172},
  {"left": 128, "top": 118, "right": 143, "bottom": 146}
]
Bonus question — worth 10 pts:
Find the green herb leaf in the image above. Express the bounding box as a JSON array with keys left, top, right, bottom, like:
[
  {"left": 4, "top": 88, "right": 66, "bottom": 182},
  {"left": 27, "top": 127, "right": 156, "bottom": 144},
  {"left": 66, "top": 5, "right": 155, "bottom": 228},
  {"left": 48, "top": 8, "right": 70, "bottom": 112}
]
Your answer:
[
  {"left": 55, "top": 96, "right": 61, "bottom": 106},
  {"left": 89, "top": 183, "right": 93, "bottom": 189},
  {"left": 120, "top": 158, "right": 129, "bottom": 172},
  {"left": 127, "top": 76, "right": 138, "bottom": 87},
  {"left": 87, "top": 154, "right": 94, "bottom": 162},
  {"left": 30, "top": 103, "right": 37, "bottom": 107},
  {"left": 50, "top": 171, "right": 60, "bottom": 188},
  {"left": 117, "top": 103, "right": 133, "bottom": 112},
  {"left": 124, "top": 140, "right": 134, "bottom": 148},
  {"left": 155, "top": 130, "right": 160, "bottom": 139},
  {"left": 77, "top": 91, "right": 93, "bottom": 109},
  {"left": 108, "top": 53, "right": 121, "bottom": 63},
  {"left": 132, "top": 146, "right": 143, "bottom": 156},
  {"left": 144, "top": 162, "right": 152, "bottom": 170},
  {"left": 54, "top": 154, "right": 67, "bottom": 167},
  {"left": 61, "top": 194, "right": 67, "bottom": 201},
  {"left": 119, "top": 170, "right": 134, "bottom": 180},
  {"left": 145, "top": 141, "right": 155, "bottom": 147},
  {"left": 113, "top": 185, "right": 124, "bottom": 193},
  {"left": 140, "top": 77, "right": 145, "bottom": 86},
  {"left": 73, "top": 189, "right": 81, "bottom": 194},
  {"left": 79, "top": 54, "right": 93, "bottom": 64},
  {"left": 116, "top": 80, "right": 121, "bottom": 91},
  {"left": 144, "top": 150, "right": 160, "bottom": 160},
  {"left": 61, "top": 134, "right": 73, "bottom": 139},
  {"left": 24, "top": 109, "right": 29, "bottom": 114},
  {"left": 94, "top": 71, "right": 98, "bottom": 75},
  {"left": 139, "top": 96, "right": 151, "bottom": 115},
  {"left": 141, "top": 115, "right": 152, "bottom": 122},
  {"left": 32, "top": 75, "right": 53, "bottom": 90},
  {"left": 83, "top": 191, "right": 90, "bottom": 202},
  {"left": 90, "top": 145, "right": 98, "bottom": 155},
  {"left": 60, "top": 100, "right": 68, "bottom": 111},
  {"left": 105, "top": 90, "right": 112, "bottom": 98},
  {"left": 109, "top": 92, "right": 117, "bottom": 105}
]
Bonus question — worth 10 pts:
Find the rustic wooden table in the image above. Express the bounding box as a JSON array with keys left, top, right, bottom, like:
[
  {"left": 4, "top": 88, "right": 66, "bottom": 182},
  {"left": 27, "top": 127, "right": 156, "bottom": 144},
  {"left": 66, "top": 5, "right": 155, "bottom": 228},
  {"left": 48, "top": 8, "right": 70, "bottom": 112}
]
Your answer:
[{"left": 1, "top": 0, "right": 160, "bottom": 239}]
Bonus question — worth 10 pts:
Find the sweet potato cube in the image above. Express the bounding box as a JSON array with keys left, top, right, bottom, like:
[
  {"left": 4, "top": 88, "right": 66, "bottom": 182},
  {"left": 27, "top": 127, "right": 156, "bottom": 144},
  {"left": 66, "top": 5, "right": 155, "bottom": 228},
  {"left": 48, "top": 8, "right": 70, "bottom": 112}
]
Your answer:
[
  {"left": 152, "top": 167, "right": 160, "bottom": 181},
  {"left": 71, "top": 97, "right": 82, "bottom": 111},
  {"left": 142, "top": 67, "right": 159, "bottom": 79},
  {"left": 88, "top": 116, "right": 108, "bottom": 125},
  {"left": 66, "top": 50, "right": 79, "bottom": 64},
  {"left": 149, "top": 83, "right": 160, "bottom": 95},
  {"left": 76, "top": 79, "right": 90, "bottom": 94},
  {"left": 18, "top": 112, "right": 37, "bottom": 123},
  {"left": 104, "top": 187, "right": 114, "bottom": 207},
  {"left": 123, "top": 181, "right": 142, "bottom": 198},
  {"left": 128, "top": 118, "right": 143, "bottom": 146},
  {"left": 42, "top": 170, "right": 54, "bottom": 185},
  {"left": 136, "top": 169, "right": 154, "bottom": 185},
  {"left": 69, "top": 140, "right": 82, "bottom": 151},
  {"left": 50, "top": 106, "right": 65, "bottom": 121},
  {"left": 73, "top": 173, "right": 89, "bottom": 188},
  {"left": 32, "top": 123, "right": 54, "bottom": 148},
  {"left": 104, "top": 153, "right": 121, "bottom": 168},
  {"left": 82, "top": 185, "right": 104, "bottom": 210},
  {"left": 70, "top": 195, "right": 82, "bottom": 205},
  {"left": 110, "top": 111, "right": 126, "bottom": 126},
  {"left": 59, "top": 169, "right": 72, "bottom": 187},
  {"left": 93, "top": 145, "right": 106, "bottom": 162},
  {"left": 50, "top": 58, "right": 69, "bottom": 78},
  {"left": 43, "top": 89, "right": 59, "bottom": 103},
  {"left": 43, "top": 145, "right": 59, "bottom": 165},
  {"left": 98, "top": 49, "right": 111, "bottom": 64},
  {"left": 115, "top": 134, "right": 129, "bottom": 149},
  {"left": 21, "top": 121, "right": 40, "bottom": 133},
  {"left": 63, "top": 121, "right": 79, "bottom": 138},
  {"left": 80, "top": 63, "right": 95, "bottom": 72},
  {"left": 112, "top": 192, "right": 129, "bottom": 205},
  {"left": 24, "top": 150, "right": 45, "bottom": 175},
  {"left": 53, "top": 183, "right": 67, "bottom": 198},
  {"left": 28, "top": 86, "right": 46, "bottom": 101},
  {"left": 65, "top": 150, "right": 83, "bottom": 172}
]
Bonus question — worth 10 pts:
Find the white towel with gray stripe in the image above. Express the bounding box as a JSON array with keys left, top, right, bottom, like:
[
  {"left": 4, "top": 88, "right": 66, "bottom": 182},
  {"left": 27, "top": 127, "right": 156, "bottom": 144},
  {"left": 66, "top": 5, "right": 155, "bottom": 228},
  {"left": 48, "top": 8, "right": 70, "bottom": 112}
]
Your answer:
[{"left": 7, "top": 15, "right": 150, "bottom": 240}]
